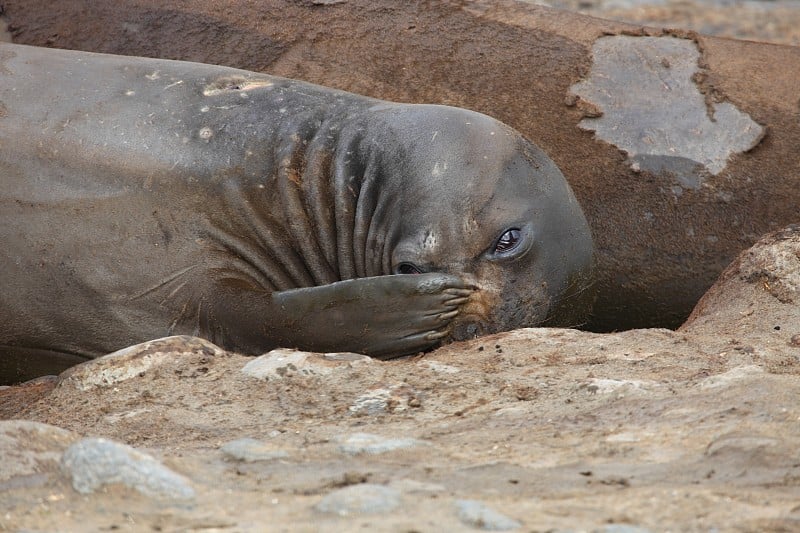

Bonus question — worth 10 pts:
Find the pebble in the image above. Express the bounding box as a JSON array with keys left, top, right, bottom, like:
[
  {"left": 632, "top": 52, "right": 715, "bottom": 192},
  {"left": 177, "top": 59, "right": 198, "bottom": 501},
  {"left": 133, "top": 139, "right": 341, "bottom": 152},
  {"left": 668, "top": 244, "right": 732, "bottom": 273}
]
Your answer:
[
  {"left": 349, "top": 383, "right": 421, "bottom": 415},
  {"left": 314, "top": 484, "right": 401, "bottom": 515},
  {"left": 61, "top": 437, "right": 195, "bottom": 500},
  {"left": 455, "top": 499, "right": 521, "bottom": 531},
  {"left": 578, "top": 378, "right": 656, "bottom": 394},
  {"left": 220, "top": 438, "right": 289, "bottom": 462},
  {"left": 241, "top": 348, "right": 371, "bottom": 380},
  {"left": 349, "top": 389, "right": 393, "bottom": 415},
  {"left": 337, "top": 433, "right": 427, "bottom": 455}
]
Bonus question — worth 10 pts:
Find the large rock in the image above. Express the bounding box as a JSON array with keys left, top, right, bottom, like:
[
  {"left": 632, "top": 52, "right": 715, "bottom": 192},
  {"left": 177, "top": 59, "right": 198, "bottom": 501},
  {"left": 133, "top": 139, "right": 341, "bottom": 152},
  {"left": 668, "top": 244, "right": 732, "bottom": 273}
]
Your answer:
[{"left": 681, "top": 224, "right": 800, "bottom": 350}]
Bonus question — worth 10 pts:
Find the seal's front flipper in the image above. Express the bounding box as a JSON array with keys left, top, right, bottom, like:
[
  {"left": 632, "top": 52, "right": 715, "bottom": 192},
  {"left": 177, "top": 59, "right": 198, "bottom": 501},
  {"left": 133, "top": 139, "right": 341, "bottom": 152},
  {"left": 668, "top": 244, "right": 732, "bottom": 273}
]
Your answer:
[{"left": 263, "top": 273, "right": 475, "bottom": 358}]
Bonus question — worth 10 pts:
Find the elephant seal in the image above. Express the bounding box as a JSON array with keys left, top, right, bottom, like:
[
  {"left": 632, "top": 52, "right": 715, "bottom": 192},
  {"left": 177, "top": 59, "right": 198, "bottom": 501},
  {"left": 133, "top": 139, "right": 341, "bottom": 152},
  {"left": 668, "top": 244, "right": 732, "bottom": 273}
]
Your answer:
[{"left": 0, "top": 43, "right": 594, "bottom": 383}]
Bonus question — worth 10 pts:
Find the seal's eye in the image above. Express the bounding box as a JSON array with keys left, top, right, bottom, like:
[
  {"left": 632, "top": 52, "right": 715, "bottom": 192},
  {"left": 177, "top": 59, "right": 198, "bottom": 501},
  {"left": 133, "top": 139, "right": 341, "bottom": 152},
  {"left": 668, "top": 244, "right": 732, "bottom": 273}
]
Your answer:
[
  {"left": 494, "top": 228, "right": 522, "bottom": 254},
  {"left": 397, "top": 262, "right": 423, "bottom": 275}
]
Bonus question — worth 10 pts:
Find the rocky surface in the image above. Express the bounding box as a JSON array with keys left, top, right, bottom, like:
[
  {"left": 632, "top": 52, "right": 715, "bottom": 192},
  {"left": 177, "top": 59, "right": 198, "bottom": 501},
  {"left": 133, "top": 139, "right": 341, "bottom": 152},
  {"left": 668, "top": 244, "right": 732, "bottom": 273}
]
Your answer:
[{"left": 2, "top": 225, "right": 800, "bottom": 530}]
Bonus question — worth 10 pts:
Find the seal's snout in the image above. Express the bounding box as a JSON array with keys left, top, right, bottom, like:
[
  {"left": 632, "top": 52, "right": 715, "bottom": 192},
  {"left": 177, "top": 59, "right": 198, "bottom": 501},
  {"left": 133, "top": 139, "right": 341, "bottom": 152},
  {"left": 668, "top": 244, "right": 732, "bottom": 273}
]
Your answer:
[{"left": 448, "top": 282, "right": 495, "bottom": 341}]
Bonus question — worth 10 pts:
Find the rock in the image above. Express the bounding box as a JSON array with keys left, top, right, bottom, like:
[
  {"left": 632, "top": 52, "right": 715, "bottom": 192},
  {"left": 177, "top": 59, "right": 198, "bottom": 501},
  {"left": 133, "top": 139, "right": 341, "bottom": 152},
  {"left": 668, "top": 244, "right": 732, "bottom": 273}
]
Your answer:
[
  {"left": 682, "top": 225, "right": 800, "bottom": 338},
  {"left": 241, "top": 348, "right": 372, "bottom": 380},
  {"left": 61, "top": 438, "right": 195, "bottom": 500},
  {"left": 348, "top": 384, "right": 422, "bottom": 415},
  {"left": 59, "top": 336, "right": 226, "bottom": 391},
  {"left": 455, "top": 499, "right": 522, "bottom": 531},
  {"left": 698, "top": 365, "right": 764, "bottom": 389},
  {"left": 314, "top": 484, "right": 401, "bottom": 515},
  {"left": 220, "top": 438, "right": 289, "bottom": 462},
  {"left": 336, "top": 433, "right": 427, "bottom": 455},
  {"left": 0, "top": 420, "right": 79, "bottom": 483},
  {"left": 578, "top": 378, "right": 658, "bottom": 394}
]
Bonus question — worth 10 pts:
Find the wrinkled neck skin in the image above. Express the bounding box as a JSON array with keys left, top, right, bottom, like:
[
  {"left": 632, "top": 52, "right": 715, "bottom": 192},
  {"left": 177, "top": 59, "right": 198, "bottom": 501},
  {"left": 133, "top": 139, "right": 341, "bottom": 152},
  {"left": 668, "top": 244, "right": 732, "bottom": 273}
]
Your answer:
[
  {"left": 208, "top": 99, "right": 406, "bottom": 292},
  {"left": 266, "top": 107, "right": 404, "bottom": 284}
]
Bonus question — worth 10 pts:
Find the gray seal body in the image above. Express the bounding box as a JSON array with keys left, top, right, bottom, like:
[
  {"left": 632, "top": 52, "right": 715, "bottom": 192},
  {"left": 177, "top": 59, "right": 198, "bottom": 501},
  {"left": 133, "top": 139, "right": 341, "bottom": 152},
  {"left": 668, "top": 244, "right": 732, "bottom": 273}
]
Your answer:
[{"left": 0, "top": 43, "right": 594, "bottom": 383}]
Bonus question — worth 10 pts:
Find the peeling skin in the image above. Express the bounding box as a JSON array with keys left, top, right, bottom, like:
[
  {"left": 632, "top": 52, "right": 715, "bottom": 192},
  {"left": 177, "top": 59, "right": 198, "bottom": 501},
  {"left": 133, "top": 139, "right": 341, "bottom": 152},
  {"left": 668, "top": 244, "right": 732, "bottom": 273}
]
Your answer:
[
  {"left": 203, "top": 76, "right": 275, "bottom": 96},
  {"left": 569, "top": 35, "right": 764, "bottom": 188}
]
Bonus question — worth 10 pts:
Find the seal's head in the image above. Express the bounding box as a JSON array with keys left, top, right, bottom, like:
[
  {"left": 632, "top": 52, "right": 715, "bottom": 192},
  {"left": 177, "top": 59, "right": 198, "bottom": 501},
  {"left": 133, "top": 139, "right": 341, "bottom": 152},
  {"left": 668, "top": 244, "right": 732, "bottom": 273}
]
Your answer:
[{"left": 368, "top": 104, "right": 594, "bottom": 340}]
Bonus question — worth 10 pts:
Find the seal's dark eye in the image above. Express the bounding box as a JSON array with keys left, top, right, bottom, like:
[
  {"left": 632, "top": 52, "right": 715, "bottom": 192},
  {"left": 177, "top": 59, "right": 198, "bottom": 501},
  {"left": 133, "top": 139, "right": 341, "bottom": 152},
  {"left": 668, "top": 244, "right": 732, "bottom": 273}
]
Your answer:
[
  {"left": 494, "top": 228, "right": 521, "bottom": 254},
  {"left": 397, "top": 262, "right": 423, "bottom": 275}
]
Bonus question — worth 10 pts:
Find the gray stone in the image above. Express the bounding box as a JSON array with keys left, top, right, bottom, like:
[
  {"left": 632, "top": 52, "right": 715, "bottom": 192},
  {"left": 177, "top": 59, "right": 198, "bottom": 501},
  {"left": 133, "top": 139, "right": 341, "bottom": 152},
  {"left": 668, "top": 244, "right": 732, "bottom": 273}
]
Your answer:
[
  {"left": 61, "top": 437, "right": 195, "bottom": 500},
  {"left": 242, "top": 348, "right": 371, "bottom": 381},
  {"left": 455, "top": 499, "right": 522, "bottom": 531},
  {"left": 337, "top": 433, "right": 427, "bottom": 455},
  {"left": 315, "top": 484, "right": 401, "bottom": 515},
  {"left": 220, "top": 438, "right": 289, "bottom": 462},
  {"left": 348, "top": 383, "right": 421, "bottom": 415},
  {"left": 349, "top": 389, "right": 392, "bottom": 415}
]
